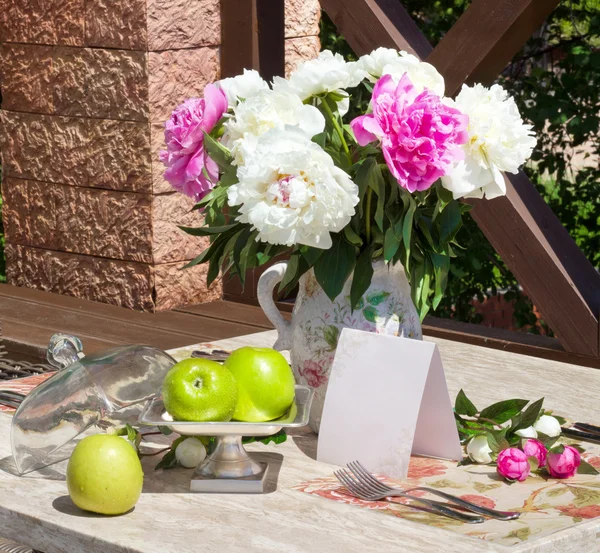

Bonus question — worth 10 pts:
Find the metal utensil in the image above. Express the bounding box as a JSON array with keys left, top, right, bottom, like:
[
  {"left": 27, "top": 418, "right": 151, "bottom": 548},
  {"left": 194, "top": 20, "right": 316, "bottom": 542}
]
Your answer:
[
  {"left": 574, "top": 422, "right": 600, "bottom": 435},
  {"left": 562, "top": 427, "right": 600, "bottom": 445},
  {"left": 191, "top": 349, "right": 230, "bottom": 362},
  {"left": 334, "top": 468, "right": 485, "bottom": 524},
  {"left": 347, "top": 461, "right": 520, "bottom": 521}
]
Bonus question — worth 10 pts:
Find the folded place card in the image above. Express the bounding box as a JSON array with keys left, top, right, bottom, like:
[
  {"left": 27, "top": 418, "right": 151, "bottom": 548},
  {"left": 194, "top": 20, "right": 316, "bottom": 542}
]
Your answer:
[{"left": 317, "top": 328, "right": 461, "bottom": 480}]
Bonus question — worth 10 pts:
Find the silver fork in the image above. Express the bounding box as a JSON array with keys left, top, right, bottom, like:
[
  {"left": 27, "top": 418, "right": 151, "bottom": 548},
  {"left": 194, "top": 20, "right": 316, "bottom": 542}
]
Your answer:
[
  {"left": 334, "top": 468, "right": 485, "bottom": 524},
  {"left": 348, "top": 461, "right": 520, "bottom": 521}
]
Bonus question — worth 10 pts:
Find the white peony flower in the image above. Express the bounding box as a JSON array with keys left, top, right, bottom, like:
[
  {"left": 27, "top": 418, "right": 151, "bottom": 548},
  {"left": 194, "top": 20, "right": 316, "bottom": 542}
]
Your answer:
[
  {"left": 515, "top": 426, "right": 538, "bottom": 439},
  {"left": 441, "top": 83, "right": 537, "bottom": 199},
  {"left": 227, "top": 126, "right": 359, "bottom": 249},
  {"left": 467, "top": 435, "right": 493, "bottom": 464},
  {"left": 357, "top": 47, "right": 445, "bottom": 96},
  {"left": 533, "top": 415, "right": 562, "bottom": 438},
  {"left": 273, "top": 50, "right": 366, "bottom": 114},
  {"left": 217, "top": 69, "right": 269, "bottom": 107},
  {"left": 222, "top": 87, "right": 324, "bottom": 165},
  {"left": 175, "top": 438, "right": 206, "bottom": 468}
]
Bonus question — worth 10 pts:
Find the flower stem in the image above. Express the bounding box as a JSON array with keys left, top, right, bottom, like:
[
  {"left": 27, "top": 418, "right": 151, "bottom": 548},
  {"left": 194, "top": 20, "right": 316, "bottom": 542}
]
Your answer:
[
  {"left": 365, "top": 188, "right": 373, "bottom": 243},
  {"left": 320, "top": 97, "right": 353, "bottom": 167}
]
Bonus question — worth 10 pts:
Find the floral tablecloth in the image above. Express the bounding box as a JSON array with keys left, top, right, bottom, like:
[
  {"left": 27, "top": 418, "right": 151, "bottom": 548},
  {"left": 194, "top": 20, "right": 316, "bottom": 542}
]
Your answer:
[{"left": 295, "top": 450, "right": 600, "bottom": 547}]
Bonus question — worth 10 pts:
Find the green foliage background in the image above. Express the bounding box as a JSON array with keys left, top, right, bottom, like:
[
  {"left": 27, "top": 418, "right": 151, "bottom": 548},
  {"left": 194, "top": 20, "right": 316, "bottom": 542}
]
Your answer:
[{"left": 320, "top": 0, "right": 600, "bottom": 333}]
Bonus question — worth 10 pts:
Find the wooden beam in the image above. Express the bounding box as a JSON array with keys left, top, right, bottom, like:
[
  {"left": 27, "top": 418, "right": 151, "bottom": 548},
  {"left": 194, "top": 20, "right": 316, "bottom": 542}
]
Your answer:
[
  {"left": 256, "top": 0, "right": 285, "bottom": 82},
  {"left": 427, "top": 0, "right": 562, "bottom": 97},
  {"left": 466, "top": 173, "right": 600, "bottom": 357},
  {"left": 220, "top": 0, "right": 258, "bottom": 78},
  {"left": 322, "top": 0, "right": 600, "bottom": 357},
  {"left": 319, "top": 0, "right": 431, "bottom": 58}
]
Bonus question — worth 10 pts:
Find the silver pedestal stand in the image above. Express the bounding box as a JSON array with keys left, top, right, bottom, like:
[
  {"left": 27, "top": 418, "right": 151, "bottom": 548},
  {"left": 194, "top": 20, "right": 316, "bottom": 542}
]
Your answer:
[{"left": 139, "top": 386, "right": 313, "bottom": 493}]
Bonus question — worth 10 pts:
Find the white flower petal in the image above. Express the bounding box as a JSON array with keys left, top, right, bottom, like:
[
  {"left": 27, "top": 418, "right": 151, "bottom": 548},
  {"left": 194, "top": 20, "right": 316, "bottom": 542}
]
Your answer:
[
  {"left": 228, "top": 126, "right": 359, "bottom": 249},
  {"left": 216, "top": 69, "right": 269, "bottom": 107}
]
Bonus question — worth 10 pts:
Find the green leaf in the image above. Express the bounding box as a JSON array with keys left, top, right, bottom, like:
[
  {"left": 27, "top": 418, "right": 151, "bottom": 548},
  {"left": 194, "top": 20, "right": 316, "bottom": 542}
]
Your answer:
[
  {"left": 278, "top": 253, "right": 309, "bottom": 295},
  {"left": 126, "top": 424, "right": 138, "bottom": 444},
  {"left": 242, "top": 429, "right": 287, "bottom": 446},
  {"left": 512, "top": 398, "right": 545, "bottom": 433},
  {"left": 479, "top": 399, "right": 529, "bottom": 424},
  {"left": 343, "top": 225, "right": 363, "bottom": 247},
  {"left": 300, "top": 246, "right": 325, "bottom": 266},
  {"left": 429, "top": 252, "right": 450, "bottom": 310},
  {"left": 178, "top": 224, "right": 237, "bottom": 237},
  {"left": 577, "top": 459, "right": 600, "bottom": 475},
  {"left": 203, "top": 131, "right": 233, "bottom": 168},
  {"left": 323, "top": 325, "right": 340, "bottom": 349},
  {"left": 402, "top": 198, "right": 416, "bottom": 270},
  {"left": 384, "top": 227, "right": 400, "bottom": 263},
  {"left": 157, "top": 426, "right": 173, "bottom": 436},
  {"left": 368, "top": 164, "right": 386, "bottom": 232},
  {"left": 366, "top": 290, "right": 390, "bottom": 306},
  {"left": 362, "top": 305, "right": 378, "bottom": 323},
  {"left": 486, "top": 429, "right": 510, "bottom": 455},
  {"left": 528, "top": 456, "right": 540, "bottom": 472},
  {"left": 437, "top": 200, "right": 462, "bottom": 244},
  {"left": 154, "top": 449, "right": 178, "bottom": 471},
  {"left": 314, "top": 234, "right": 356, "bottom": 302},
  {"left": 455, "top": 389, "right": 478, "bottom": 417},
  {"left": 350, "top": 246, "right": 375, "bottom": 311}
]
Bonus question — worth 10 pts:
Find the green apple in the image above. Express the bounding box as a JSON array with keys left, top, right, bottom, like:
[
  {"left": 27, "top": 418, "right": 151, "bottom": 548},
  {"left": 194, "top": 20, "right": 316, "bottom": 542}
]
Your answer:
[
  {"left": 224, "top": 347, "right": 295, "bottom": 422},
  {"left": 162, "top": 358, "right": 238, "bottom": 422},
  {"left": 67, "top": 434, "right": 143, "bottom": 515}
]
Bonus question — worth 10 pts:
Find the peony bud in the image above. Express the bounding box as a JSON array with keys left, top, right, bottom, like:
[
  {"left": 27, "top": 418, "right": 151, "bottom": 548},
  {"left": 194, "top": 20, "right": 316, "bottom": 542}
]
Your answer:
[
  {"left": 497, "top": 448, "right": 531, "bottom": 482},
  {"left": 534, "top": 415, "right": 562, "bottom": 438},
  {"left": 547, "top": 445, "right": 581, "bottom": 479},
  {"left": 522, "top": 439, "right": 547, "bottom": 468},
  {"left": 515, "top": 426, "right": 538, "bottom": 439},
  {"left": 175, "top": 438, "right": 207, "bottom": 468},
  {"left": 467, "top": 435, "right": 493, "bottom": 464}
]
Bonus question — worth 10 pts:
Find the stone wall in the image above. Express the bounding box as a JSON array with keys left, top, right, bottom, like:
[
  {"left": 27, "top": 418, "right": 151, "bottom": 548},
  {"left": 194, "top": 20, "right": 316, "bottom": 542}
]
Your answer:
[{"left": 0, "top": 0, "right": 320, "bottom": 310}]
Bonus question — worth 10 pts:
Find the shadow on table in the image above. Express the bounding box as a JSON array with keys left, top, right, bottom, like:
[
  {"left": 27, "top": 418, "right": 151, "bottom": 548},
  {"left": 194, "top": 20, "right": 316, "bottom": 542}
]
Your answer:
[
  {"left": 0, "top": 455, "right": 66, "bottom": 481},
  {"left": 292, "top": 435, "right": 317, "bottom": 461},
  {"left": 52, "top": 495, "right": 136, "bottom": 517},
  {"left": 141, "top": 452, "right": 284, "bottom": 495}
]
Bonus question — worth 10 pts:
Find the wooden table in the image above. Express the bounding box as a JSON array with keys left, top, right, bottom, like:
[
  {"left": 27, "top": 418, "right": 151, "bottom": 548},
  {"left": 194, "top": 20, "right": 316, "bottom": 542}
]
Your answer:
[{"left": 0, "top": 331, "right": 599, "bottom": 553}]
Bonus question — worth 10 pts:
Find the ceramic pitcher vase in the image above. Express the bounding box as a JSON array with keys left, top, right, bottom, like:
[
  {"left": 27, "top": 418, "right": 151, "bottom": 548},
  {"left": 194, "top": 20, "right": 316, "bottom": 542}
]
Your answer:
[{"left": 257, "top": 260, "right": 422, "bottom": 433}]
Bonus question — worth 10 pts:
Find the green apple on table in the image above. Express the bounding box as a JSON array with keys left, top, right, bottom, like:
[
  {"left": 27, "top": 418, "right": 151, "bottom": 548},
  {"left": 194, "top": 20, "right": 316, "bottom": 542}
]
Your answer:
[
  {"left": 67, "top": 434, "right": 143, "bottom": 515},
  {"left": 162, "top": 358, "right": 238, "bottom": 422},
  {"left": 224, "top": 346, "right": 295, "bottom": 422}
]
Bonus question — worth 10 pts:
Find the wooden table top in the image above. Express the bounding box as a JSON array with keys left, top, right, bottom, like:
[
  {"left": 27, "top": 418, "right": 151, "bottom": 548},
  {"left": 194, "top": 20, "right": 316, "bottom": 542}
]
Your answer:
[{"left": 0, "top": 331, "right": 599, "bottom": 553}]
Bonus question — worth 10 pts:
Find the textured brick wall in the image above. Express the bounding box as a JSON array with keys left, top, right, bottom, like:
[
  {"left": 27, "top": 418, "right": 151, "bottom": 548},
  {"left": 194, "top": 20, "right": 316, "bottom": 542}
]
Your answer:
[{"left": 0, "top": 0, "right": 320, "bottom": 311}]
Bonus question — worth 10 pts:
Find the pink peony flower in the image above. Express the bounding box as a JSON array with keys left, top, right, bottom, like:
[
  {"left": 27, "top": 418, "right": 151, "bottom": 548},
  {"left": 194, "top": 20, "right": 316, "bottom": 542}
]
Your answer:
[
  {"left": 351, "top": 73, "right": 468, "bottom": 192},
  {"left": 497, "top": 448, "right": 530, "bottom": 482},
  {"left": 160, "top": 84, "right": 228, "bottom": 201},
  {"left": 299, "top": 360, "right": 329, "bottom": 388},
  {"left": 522, "top": 439, "right": 547, "bottom": 468},
  {"left": 547, "top": 445, "right": 581, "bottom": 479}
]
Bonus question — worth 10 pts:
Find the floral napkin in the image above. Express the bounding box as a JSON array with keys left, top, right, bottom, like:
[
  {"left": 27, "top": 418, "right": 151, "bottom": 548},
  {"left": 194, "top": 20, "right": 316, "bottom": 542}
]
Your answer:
[
  {"left": 295, "top": 449, "right": 600, "bottom": 547},
  {"left": 0, "top": 373, "right": 53, "bottom": 414}
]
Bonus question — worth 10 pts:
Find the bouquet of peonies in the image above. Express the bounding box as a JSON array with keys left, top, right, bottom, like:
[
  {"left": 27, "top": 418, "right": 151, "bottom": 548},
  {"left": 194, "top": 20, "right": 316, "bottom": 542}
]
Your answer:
[
  {"left": 161, "top": 48, "right": 537, "bottom": 317},
  {"left": 455, "top": 390, "right": 599, "bottom": 482}
]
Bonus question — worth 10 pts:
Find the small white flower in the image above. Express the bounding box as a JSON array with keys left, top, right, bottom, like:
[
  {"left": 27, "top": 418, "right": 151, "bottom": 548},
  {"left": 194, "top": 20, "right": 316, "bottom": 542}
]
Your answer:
[
  {"left": 534, "top": 415, "right": 562, "bottom": 438},
  {"left": 217, "top": 69, "right": 269, "bottom": 107},
  {"left": 358, "top": 48, "right": 445, "bottom": 96},
  {"left": 515, "top": 426, "right": 538, "bottom": 439},
  {"left": 467, "top": 435, "right": 493, "bottom": 464},
  {"left": 273, "top": 50, "right": 366, "bottom": 103},
  {"left": 441, "top": 83, "right": 537, "bottom": 199},
  {"left": 227, "top": 126, "right": 359, "bottom": 249},
  {"left": 175, "top": 438, "right": 207, "bottom": 468},
  {"left": 223, "top": 88, "right": 325, "bottom": 165}
]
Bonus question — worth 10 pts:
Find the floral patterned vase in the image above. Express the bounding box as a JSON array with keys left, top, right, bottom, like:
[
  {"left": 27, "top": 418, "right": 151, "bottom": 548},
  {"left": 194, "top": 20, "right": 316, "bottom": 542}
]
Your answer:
[{"left": 257, "top": 259, "right": 422, "bottom": 433}]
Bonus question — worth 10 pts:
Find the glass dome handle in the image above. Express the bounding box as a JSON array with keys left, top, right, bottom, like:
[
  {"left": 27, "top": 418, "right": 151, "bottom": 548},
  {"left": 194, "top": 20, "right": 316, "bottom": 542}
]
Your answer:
[{"left": 46, "top": 333, "right": 85, "bottom": 370}]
